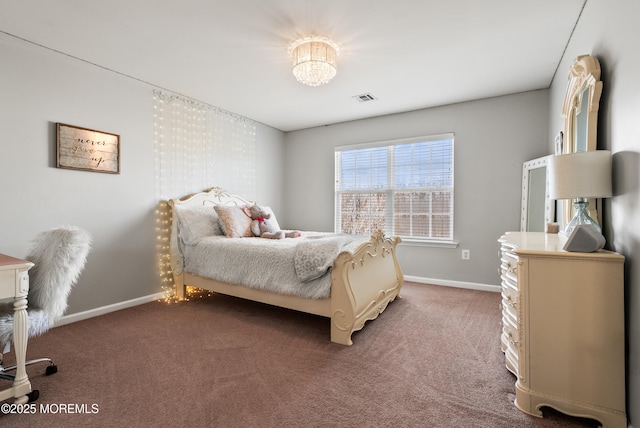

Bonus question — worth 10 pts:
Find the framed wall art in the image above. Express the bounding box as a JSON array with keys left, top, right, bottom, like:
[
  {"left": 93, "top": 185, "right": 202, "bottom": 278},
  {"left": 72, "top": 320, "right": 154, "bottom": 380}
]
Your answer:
[{"left": 57, "top": 123, "right": 120, "bottom": 174}]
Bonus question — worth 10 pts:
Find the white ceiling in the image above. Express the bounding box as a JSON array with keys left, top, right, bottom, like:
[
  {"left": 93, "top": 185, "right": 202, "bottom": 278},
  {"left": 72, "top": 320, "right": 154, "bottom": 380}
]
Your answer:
[{"left": 0, "top": 0, "right": 585, "bottom": 132}]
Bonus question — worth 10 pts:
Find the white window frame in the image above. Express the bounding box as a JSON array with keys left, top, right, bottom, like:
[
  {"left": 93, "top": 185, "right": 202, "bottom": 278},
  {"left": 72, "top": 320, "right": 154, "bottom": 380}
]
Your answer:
[{"left": 335, "top": 133, "right": 455, "bottom": 245}]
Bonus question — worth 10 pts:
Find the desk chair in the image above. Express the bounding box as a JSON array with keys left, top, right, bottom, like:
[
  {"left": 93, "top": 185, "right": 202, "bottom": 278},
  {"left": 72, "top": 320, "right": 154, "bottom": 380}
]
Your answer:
[{"left": 0, "top": 226, "right": 91, "bottom": 386}]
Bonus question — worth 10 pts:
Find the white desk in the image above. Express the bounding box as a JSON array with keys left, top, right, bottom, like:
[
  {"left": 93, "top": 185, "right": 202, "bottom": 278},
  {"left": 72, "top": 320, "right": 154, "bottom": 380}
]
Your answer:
[{"left": 0, "top": 253, "right": 33, "bottom": 403}]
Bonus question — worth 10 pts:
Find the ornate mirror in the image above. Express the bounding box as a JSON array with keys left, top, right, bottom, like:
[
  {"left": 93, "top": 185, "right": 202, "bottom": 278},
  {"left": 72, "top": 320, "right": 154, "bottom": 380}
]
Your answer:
[
  {"left": 560, "top": 55, "right": 603, "bottom": 226},
  {"left": 562, "top": 55, "right": 602, "bottom": 154}
]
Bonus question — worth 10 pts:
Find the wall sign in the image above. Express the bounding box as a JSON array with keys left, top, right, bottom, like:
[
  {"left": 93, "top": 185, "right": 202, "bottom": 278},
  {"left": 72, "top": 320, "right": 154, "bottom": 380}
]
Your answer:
[{"left": 57, "top": 123, "right": 120, "bottom": 174}]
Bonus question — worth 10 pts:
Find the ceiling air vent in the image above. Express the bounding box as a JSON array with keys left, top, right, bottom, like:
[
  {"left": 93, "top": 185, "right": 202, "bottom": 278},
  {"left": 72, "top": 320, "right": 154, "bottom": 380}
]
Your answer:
[{"left": 352, "top": 93, "right": 377, "bottom": 103}]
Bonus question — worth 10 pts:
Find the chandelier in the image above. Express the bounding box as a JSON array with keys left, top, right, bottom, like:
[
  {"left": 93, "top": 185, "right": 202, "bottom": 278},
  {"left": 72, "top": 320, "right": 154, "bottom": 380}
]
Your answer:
[{"left": 288, "top": 36, "right": 339, "bottom": 87}]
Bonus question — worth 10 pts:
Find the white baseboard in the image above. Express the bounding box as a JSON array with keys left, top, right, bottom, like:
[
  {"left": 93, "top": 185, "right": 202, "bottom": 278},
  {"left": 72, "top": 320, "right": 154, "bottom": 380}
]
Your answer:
[
  {"left": 52, "top": 279, "right": 498, "bottom": 329},
  {"left": 53, "top": 292, "right": 167, "bottom": 328},
  {"left": 404, "top": 275, "right": 501, "bottom": 293}
]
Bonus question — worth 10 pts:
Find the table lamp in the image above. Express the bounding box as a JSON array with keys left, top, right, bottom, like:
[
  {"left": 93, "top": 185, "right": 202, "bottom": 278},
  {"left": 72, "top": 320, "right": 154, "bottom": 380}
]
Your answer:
[{"left": 548, "top": 150, "right": 612, "bottom": 235}]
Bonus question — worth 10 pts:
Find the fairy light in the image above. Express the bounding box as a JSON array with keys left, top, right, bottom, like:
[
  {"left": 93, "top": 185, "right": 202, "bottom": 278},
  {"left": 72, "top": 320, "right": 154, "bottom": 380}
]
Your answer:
[
  {"left": 155, "top": 200, "right": 176, "bottom": 302},
  {"left": 186, "top": 286, "right": 214, "bottom": 299},
  {"left": 152, "top": 89, "right": 259, "bottom": 303},
  {"left": 152, "top": 89, "right": 257, "bottom": 201}
]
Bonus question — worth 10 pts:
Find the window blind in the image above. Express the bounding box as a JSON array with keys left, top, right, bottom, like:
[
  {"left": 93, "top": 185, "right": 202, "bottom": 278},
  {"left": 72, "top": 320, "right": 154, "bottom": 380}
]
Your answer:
[{"left": 335, "top": 134, "right": 454, "bottom": 240}]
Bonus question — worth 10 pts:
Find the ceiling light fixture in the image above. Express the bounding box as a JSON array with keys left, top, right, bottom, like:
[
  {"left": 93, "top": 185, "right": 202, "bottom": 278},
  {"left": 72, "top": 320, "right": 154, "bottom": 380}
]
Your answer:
[{"left": 288, "top": 36, "right": 339, "bottom": 87}]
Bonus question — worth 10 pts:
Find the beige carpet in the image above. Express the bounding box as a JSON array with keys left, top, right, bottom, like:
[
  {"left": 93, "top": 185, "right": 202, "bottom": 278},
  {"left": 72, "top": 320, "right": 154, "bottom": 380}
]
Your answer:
[{"left": 0, "top": 282, "right": 599, "bottom": 427}]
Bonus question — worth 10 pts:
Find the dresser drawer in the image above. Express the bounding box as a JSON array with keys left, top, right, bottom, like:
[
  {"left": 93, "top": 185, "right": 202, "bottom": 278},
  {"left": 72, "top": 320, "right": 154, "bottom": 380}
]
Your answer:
[
  {"left": 502, "top": 311, "right": 518, "bottom": 336},
  {"left": 504, "top": 342, "right": 519, "bottom": 376},
  {"left": 500, "top": 240, "right": 520, "bottom": 377},
  {"left": 502, "top": 318, "right": 519, "bottom": 376},
  {"left": 501, "top": 282, "right": 518, "bottom": 321},
  {"left": 500, "top": 251, "right": 519, "bottom": 289}
]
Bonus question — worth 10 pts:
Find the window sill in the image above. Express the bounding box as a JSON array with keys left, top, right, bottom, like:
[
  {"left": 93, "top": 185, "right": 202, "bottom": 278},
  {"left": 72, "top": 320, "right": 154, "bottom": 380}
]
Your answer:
[{"left": 398, "top": 238, "right": 459, "bottom": 248}]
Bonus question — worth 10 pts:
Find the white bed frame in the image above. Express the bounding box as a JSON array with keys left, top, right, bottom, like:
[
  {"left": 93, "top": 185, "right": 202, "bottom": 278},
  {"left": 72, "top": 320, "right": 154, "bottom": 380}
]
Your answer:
[{"left": 168, "top": 187, "right": 404, "bottom": 346}]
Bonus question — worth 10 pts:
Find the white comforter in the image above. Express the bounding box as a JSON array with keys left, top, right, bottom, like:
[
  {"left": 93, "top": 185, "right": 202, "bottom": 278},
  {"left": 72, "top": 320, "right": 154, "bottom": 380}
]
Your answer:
[{"left": 183, "top": 232, "right": 368, "bottom": 299}]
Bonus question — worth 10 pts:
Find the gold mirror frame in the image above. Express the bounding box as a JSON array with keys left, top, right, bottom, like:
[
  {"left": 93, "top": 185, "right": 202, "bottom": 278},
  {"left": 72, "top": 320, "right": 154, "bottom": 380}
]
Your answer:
[{"left": 560, "top": 55, "right": 603, "bottom": 228}]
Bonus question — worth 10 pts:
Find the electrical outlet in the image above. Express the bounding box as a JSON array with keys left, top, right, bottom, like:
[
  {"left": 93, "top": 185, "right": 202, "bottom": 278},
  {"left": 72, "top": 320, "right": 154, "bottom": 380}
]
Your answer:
[{"left": 461, "top": 249, "right": 470, "bottom": 260}]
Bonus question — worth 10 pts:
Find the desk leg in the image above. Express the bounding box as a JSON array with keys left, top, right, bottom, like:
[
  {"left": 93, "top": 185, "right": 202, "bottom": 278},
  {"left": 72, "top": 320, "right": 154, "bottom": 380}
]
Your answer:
[{"left": 12, "top": 294, "right": 31, "bottom": 403}]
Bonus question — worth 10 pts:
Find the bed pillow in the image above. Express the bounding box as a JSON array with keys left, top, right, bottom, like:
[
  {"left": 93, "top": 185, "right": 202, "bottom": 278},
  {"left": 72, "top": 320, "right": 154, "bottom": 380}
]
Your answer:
[
  {"left": 173, "top": 205, "right": 222, "bottom": 244},
  {"left": 214, "top": 205, "right": 253, "bottom": 238}
]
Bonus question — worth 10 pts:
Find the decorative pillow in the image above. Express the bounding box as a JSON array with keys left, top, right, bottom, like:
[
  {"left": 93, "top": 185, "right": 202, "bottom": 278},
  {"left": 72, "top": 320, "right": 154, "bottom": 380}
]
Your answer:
[
  {"left": 173, "top": 205, "right": 222, "bottom": 244},
  {"left": 214, "top": 205, "right": 253, "bottom": 238}
]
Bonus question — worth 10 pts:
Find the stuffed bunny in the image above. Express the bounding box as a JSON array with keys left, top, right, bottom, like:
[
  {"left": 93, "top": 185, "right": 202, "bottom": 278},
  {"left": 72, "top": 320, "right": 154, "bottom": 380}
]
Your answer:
[{"left": 244, "top": 205, "right": 300, "bottom": 239}]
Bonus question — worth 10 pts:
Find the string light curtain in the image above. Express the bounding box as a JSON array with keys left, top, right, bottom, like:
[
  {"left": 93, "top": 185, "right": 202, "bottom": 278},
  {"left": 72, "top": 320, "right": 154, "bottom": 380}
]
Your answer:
[{"left": 153, "top": 89, "right": 257, "bottom": 200}]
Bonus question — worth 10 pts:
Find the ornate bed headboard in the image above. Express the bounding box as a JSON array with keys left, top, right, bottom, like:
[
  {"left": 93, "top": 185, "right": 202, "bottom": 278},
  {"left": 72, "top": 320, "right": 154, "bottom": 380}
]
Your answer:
[
  {"left": 168, "top": 187, "right": 254, "bottom": 276},
  {"left": 172, "top": 187, "right": 253, "bottom": 209}
]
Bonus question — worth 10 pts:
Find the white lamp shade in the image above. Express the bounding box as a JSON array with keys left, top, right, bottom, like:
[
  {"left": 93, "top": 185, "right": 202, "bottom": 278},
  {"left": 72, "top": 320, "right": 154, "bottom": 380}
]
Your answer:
[{"left": 548, "top": 150, "right": 612, "bottom": 200}]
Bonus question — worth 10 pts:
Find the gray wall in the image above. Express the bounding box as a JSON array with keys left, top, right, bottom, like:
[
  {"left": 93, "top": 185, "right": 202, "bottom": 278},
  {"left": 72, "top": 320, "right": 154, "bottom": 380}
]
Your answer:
[
  {"left": 283, "top": 90, "right": 550, "bottom": 287},
  {"left": 547, "top": 0, "right": 640, "bottom": 423},
  {"left": 5, "top": 3, "right": 637, "bottom": 423},
  {"left": 0, "top": 32, "right": 285, "bottom": 315}
]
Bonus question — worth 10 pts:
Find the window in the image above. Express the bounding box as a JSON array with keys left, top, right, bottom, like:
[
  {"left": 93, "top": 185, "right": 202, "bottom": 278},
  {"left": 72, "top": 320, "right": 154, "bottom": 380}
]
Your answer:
[{"left": 335, "top": 134, "right": 454, "bottom": 241}]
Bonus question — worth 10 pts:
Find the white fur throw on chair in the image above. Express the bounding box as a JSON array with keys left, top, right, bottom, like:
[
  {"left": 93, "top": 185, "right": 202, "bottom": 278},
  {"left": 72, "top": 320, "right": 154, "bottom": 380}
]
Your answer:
[{"left": 0, "top": 226, "right": 92, "bottom": 347}]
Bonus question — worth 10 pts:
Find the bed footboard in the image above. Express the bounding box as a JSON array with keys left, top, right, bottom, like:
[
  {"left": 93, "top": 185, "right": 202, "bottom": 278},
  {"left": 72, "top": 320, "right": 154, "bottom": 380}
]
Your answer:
[{"left": 330, "top": 230, "right": 404, "bottom": 346}]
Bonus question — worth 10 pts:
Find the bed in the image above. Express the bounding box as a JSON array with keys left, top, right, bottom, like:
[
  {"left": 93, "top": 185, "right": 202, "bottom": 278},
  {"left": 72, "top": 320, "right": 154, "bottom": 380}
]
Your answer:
[{"left": 168, "top": 187, "right": 404, "bottom": 346}]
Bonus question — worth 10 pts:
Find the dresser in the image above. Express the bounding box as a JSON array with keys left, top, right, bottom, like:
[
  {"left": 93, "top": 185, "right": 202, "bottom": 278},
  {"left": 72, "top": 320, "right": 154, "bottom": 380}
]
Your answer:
[{"left": 498, "top": 232, "right": 626, "bottom": 428}]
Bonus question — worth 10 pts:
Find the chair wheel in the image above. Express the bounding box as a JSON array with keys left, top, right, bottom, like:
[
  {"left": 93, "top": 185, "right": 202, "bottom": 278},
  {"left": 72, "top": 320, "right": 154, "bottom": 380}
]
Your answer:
[
  {"left": 27, "top": 389, "right": 39, "bottom": 403},
  {"left": 45, "top": 365, "right": 57, "bottom": 375}
]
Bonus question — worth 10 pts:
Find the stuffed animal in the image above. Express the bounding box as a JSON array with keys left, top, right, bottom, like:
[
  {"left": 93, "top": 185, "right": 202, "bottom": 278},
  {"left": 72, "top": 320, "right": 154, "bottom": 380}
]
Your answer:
[{"left": 243, "top": 205, "right": 300, "bottom": 239}]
